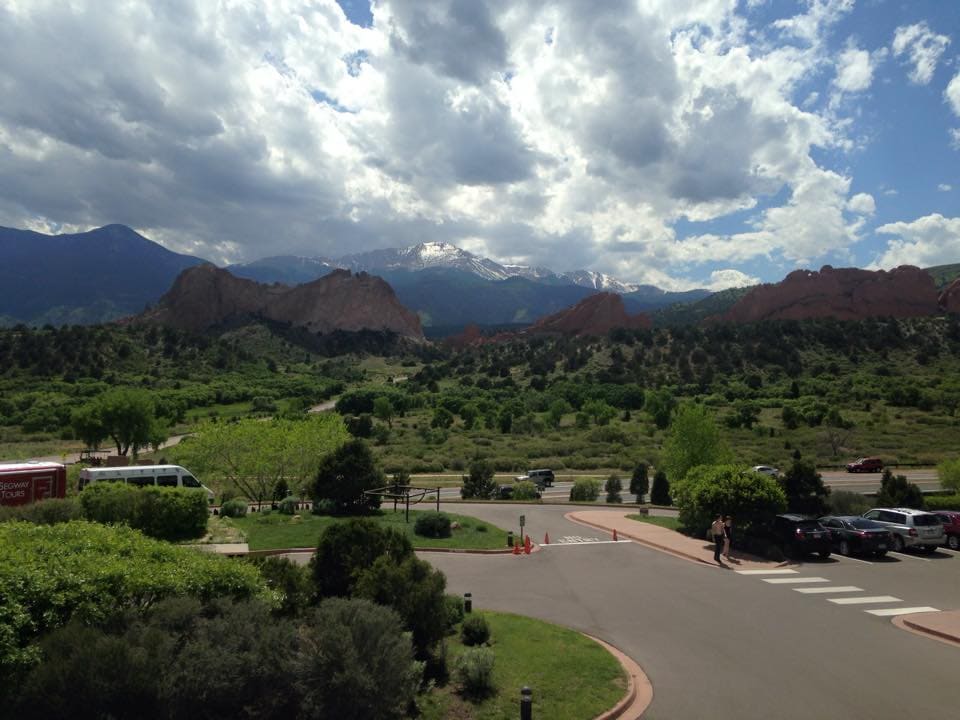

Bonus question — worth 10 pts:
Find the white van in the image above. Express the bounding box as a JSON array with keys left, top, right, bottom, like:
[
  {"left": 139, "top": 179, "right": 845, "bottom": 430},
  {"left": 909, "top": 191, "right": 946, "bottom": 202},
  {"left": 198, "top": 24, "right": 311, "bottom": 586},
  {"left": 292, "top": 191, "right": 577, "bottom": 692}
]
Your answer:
[{"left": 78, "top": 465, "right": 214, "bottom": 503}]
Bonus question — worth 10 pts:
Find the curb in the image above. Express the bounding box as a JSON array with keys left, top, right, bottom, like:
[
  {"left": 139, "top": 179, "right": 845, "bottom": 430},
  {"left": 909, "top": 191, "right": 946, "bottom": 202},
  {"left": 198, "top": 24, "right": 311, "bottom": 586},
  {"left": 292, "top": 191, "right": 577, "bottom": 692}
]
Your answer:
[
  {"left": 238, "top": 546, "right": 517, "bottom": 558},
  {"left": 566, "top": 513, "right": 716, "bottom": 568},
  {"left": 584, "top": 634, "right": 652, "bottom": 720},
  {"left": 894, "top": 615, "right": 960, "bottom": 647}
]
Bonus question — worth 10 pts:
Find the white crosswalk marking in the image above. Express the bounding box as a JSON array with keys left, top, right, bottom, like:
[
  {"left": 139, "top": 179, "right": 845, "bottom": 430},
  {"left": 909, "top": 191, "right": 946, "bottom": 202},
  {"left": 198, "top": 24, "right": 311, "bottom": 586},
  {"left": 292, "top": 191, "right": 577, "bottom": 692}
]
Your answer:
[
  {"left": 763, "top": 577, "right": 830, "bottom": 584},
  {"left": 865, "top": 607, "right": 940, "bottom": 617},
  {"left": 736, "top": 569, "right": 798, "bottom": 575},
  {"left": 828, "top": 596, "right": 901, "bottom": 605},
  {"left": 794, "top": 586, "right": 863, "bottom": 594}
]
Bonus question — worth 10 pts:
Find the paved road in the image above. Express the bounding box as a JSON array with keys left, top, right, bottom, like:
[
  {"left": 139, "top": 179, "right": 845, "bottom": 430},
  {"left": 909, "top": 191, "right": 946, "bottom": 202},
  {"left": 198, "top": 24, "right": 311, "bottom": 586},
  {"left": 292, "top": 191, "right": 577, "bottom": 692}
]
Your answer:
[{"left": 423, "top": 504, "right": 957, "bottom": 720}]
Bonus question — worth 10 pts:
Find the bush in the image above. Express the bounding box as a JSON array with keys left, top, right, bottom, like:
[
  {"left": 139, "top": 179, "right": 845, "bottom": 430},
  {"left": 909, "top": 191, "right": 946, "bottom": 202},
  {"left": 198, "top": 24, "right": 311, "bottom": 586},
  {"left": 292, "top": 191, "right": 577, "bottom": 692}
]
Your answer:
[
  {"left": 569, "top": 478, "right": 601, "bottom": 502},
  {"left": 414, "top": 511, "right": 452, "bottom": 539},
  {"left": 876, "top": 469, "right": 925, "bottom": 509},
  {"left": 298, "top": 598, "right": 422, "bottom": 720},
  {"left": 779, "top": 460, "right": 830, "bottom": 516},
  {"left": 461, "top": 459, "right": 497, "bottom": 499},
  {"left": 673, "top": 465, "right": 787, "bottom": 538},
  {"left": 310, "top": 439, "right": 384, "bottom": 515},
  {"left": 249, "top": 556, "right": 312, "bottom": 617},
  {"left": 220, "top": 498, "right": 249, "bottom": 518},
  {"left": 0, "top": 522, "right": 268, "bottom": 682},
  {"left": 630, "top": 463, "right": 649, "bottom": 502},
  {"left": 605, "top": 474, "right": 623, "bottom": 503},
  {"left": 444, "top": 595, "right": 465, "bottom": 632},
  {"left": 79, "top": 483, "right": 209, "bottom": 541},
  {"left": 650, "top": 470, "right": 672, "bottom": 505},
  {"left": 455, "top": 647, "right": 495, "bottom": 698},
  {"left": 511, "top": 480, "right": 540, "bottom": 501},
  {"left": 461, "top": 615, "right": 491, "bottom": 646},
  {"left": 925, "top": 494, "right": 960, "bottom": 511},
  {"left": 310, "top": 518, "right": 413, "bottom": 599},
  {"left": 937, "top": 458, "right": 960, "bottom": 493},
  {"left": 278, "top": 496, "right": 298, "bottom": 515},
  {"left": 0, "top": 497, "right": 83, "bottom": 525},
  {"left": 312, "top": 498, "right": 336, "bottom": 516},
  {"left": 827, "top": 490, "right": 871, "bottom": 516}
]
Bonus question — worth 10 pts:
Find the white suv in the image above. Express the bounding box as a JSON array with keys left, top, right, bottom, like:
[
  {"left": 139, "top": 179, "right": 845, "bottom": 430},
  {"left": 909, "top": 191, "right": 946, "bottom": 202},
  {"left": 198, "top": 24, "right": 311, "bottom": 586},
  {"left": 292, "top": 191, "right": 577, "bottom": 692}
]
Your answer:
[{"left": 861, "top": 508, "right": 944, "bottom": 553}]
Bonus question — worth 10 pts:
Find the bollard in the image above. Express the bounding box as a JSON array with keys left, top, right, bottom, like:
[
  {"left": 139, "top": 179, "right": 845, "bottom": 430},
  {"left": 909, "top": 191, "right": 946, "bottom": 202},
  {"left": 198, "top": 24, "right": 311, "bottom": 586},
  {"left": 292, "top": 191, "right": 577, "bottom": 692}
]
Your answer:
[
  {"left": 507, "top": 531, "right": 514, "bottom": 548},
  {"left": 520, "top": 686, "right": 532, "bottom": 720},
  {"left": 464, "top": 592, "right": 472, "bottom": 614}
]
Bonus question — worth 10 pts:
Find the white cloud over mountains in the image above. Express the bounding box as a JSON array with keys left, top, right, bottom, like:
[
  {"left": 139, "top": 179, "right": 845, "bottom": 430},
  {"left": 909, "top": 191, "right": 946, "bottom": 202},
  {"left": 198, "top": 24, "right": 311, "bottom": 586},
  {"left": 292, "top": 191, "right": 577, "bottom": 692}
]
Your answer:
[
  {"left": 0, "top": 0, "right": 954, "bottom": 290},
  {"left": 873, "top": 214, "right": 960, "bottom": 269}
]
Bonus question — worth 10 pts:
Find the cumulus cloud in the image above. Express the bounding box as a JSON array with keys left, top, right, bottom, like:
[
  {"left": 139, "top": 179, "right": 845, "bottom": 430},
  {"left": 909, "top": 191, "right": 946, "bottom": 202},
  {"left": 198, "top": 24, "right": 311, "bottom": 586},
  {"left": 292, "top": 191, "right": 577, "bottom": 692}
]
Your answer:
[
  {"left": 0, "top": 0, "right": 893, "bottom": 285},
  {"left": 892, "top": 22, "right": 950, "bottom": 85},
  {"left": 939, "top": 184, "right": 953, "bottom": 192},
  {"left": 846, "top": 192, "right": 876, "bottom": 214},
  {"left": 947, "top": 71, "right": 960, "bottom": 116},
  {"left": 951, "top": 128, "right": 960, "bottom": 150},
  {"left": 873, "top": 214, "right": 960, "bottom": 268},
  {"left": 706, "top": 269, "right": 760, "bottom": 290}
]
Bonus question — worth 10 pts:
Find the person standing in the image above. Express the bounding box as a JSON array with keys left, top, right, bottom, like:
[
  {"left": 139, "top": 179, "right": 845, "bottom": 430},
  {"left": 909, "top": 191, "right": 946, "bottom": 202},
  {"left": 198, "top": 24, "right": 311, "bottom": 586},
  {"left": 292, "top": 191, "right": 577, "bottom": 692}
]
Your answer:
[
  {"left": 711, "top": 514, "right": 725, "bottom": 562},
  {"left": 723, "top": 515, "right": 734, "bottom": 561}
]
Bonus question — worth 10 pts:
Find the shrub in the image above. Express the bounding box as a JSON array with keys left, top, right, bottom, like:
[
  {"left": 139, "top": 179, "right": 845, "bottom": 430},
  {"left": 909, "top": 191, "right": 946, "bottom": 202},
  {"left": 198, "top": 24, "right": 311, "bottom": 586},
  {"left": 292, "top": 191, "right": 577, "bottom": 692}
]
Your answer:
[
  {"left": 278, "top": 496, "right": 298, "bottom": 515},
  {"left": 925, "top": 494, "right": 960, "bottom": 511},
  {"left": 650, "top": 470, "right": 671, "bottom": 505},
  {"left": 310, "top": 439, "right": 384, "bottom": 515},
  {"left": 310, "top": 518, "right": 413, "bottom": 599},
  {"left": 298, "top": 598, "right": 422, "bottom": 720},
  {"left": 444, "top": 594, "right": 465, "bottom": 632},
  {"left": 937, "top": 458, "right": 960, "bottom": 493},
  {"left": 605, "top": 474, "right": 623, "bottom": 503},
  {"left": 312, "top": 498, "right": 336, "bottom": 516},
  {"left": 79, "top": 483, "right": 208, "bottom": 541},
  {"left": 779, "top": 460, "right": 830, "bottom": 516},
  {"left": 876, "top": 469, "right": 925, "bottom": 509},
  {"left": 455, "top": 647, "right": 495, "bottom": 698},
  {"left": 0, "top": 497, "right": 83, "bottom": 525},
  {"left": 249, "top": 556, "right": 313, "bottom": 617},
  {"left": 569, "top": 478, "right": 601, "bottom": 502},
  {"left": 827, "top": 490, "right": 871, "bottom": 516},
  {"left": 673, "top": 465, "right": 786, "bottom": 537},
  {"left": 414, "top": 511, "right": 452, "bottom": 539},
  {"left": 220, "top": 498, "right": 249, "bottom": 518},
  {"left": 511, "top": 480, "right": 540, "bottom": 501},
  {"left": 461, "top": 459, "right": 497, "bottom": 499},
  {"left": 461, "top": 615, "right": 491, "bottom": 646},
  {"left": 630, "top": 463, "right": 649, "bottom": 502}
]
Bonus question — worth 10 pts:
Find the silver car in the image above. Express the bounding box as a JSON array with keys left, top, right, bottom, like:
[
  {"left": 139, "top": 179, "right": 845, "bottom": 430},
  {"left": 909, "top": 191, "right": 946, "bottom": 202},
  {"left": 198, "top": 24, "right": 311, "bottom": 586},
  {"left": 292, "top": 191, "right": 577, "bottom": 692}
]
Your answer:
[{"left": 861, "top": 508, "right": 944, "bottom": 553}]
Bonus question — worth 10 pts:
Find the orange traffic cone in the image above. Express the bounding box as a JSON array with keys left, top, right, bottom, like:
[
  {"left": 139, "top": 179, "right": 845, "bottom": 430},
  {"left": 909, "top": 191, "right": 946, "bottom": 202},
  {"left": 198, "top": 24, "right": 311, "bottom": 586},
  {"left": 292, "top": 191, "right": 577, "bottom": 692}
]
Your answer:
[
  {"left": 613, "top": 528, "right": 618, "bottom": 541},
  {"left": 513, "top": 542, "right": 521, "bottom": 555},
  {"left": 544, "top": 532, "right": 550, "bottom": 545},
  {"left": 524, "top": 535, "right": 532, "bottom": 554}
]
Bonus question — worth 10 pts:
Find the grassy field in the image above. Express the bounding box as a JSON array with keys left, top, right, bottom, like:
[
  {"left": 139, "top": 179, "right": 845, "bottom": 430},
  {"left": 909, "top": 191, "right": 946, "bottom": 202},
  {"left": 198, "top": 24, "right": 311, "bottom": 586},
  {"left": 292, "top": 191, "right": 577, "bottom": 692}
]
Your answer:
[
  {"left": 228, "top": 508, "right": 509, "bottom": 551},
  {"left": 626, "top": 514, "right": 682, "bottom": 531},
  {"left": 419, "top": 611, "right": 627, "bottom": 720}
]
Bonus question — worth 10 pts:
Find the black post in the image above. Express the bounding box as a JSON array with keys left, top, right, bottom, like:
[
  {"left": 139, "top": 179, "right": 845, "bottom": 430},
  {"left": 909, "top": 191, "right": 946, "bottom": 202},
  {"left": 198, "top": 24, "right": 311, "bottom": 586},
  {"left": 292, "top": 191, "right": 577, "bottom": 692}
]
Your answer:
[
  {"left": 464, "top": 592, "right": 472, "bottom": 614},
  {"left": 520, "top": 686, "right": 532, "bottom": 720},
  {"left": 437, "top": 486, "right": 440, "bottom": 512},
  {"left": 507, "top": 531, "right": 513, "bottom": 548},
  {"left": 405, "top": 492, "right": 410, "bottom": 523}
]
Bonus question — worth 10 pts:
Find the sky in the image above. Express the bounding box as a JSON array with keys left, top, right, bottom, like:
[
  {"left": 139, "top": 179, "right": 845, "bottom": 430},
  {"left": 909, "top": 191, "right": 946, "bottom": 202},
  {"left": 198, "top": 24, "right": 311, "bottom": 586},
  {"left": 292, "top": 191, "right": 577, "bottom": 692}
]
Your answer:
[{"left": 0, "top": 0, "right": 958, "bottom": 291}]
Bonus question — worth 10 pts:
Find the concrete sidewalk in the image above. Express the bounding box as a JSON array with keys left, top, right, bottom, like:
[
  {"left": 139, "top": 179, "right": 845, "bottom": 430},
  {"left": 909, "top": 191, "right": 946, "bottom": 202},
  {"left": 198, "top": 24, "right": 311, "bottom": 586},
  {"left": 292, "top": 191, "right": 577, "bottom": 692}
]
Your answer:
[{"left": 568, "top": 510, "right": 960, "bottom": 648}]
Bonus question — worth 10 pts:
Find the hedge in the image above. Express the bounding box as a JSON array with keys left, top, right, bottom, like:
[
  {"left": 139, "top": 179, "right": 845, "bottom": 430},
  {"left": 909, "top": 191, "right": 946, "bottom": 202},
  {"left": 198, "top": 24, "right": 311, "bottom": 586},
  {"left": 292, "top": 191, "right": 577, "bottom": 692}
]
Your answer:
[
  {"left": 79, "top": 483, "right": 209, "bottom": 541},
  {"left": 925, "top": 494, "right": 960, "bottom": 511}
]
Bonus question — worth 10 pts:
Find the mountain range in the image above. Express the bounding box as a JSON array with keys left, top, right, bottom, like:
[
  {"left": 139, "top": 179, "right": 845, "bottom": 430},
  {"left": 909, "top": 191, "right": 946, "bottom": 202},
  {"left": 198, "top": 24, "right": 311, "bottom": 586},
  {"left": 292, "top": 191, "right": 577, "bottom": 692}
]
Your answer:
[{"left": 0, "top": 224, "right": 709, "bottom": 328}]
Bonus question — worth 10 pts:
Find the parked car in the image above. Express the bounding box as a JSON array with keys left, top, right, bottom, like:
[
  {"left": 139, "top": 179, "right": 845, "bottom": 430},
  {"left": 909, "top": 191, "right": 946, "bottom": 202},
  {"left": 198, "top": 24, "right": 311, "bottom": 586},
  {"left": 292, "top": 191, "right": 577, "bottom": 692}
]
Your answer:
[
  {"left": 861, "top": 508, "right": 945, "bottom": 553},
  {"left": 515, "top": 468, "right": 555, "bottom": 488},
  {"left": 930, "top": 510, "right": 960, "bottom": 550},
  {"left": 846, "top": 457, "right": 884, "bottom": 473},
  {"left": 752, "top": 465, "right": 780, "bottom": 477},
  {"left": 770, "top": 514, "right": 832, "bottom": 559},
  {"left": 818, "top": 516, "right": 892, "bottom": 557}
]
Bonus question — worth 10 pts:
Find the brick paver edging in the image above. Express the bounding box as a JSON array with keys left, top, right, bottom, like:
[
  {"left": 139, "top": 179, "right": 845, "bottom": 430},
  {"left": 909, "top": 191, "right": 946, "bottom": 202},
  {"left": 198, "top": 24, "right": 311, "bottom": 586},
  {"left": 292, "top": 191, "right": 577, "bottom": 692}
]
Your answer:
[
  {"left": 566, "top": 512, "right": 717, "bottom": 568},
  {"left": 584, "top": 633, "right": 653, "bottom": 720},
  {"left": 893, "top": 615, "right": 960, "bottom": 647}
]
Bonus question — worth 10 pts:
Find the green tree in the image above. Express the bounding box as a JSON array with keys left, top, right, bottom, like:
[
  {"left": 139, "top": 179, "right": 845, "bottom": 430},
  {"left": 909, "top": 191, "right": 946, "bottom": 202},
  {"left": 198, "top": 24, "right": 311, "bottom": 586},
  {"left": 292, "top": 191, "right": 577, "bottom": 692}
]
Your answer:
[
  {"left": 547, "top": 398, "right": 572, "bottom": 429},
  {"left": 461, "top": 459, "right": 496, "bottom": 500},
  {"left": 937, "top": 457, "right": 960, "bottom": 492},
  {"left": 673, "top": 465, "right": 787, "bottom": 536},
  {"left": 779, "top": 460, "right": 831, "bottom": 516},
  {"left": 629, "top": 463, "right": 649, "bottom": 502},
  {"left": 460, "top": 403, "right": 480, "bottom": 430},
  {"left": 182, "top": 415, "right": 348, "bottom": 509},
  {"left": 310, "top": 439, "right": 384, "bottom": 515},
  {"left": 645, "top": 389, "right": 675, "bottom": 430},
  {"left": 310, "top": 518, "right": 413, "bottom": 599},
  {"left": 650, "top": 470, "right": 671, "bottom": 505},
  {"left": 431, "top": 407, "right": 454, "bottom": 429},
  {"left": 71, "top": 388, "right": 164, "bottom": 457},
  {"left": 372, "top": 397, "right": 394, "bottom": 428},
  {"left": 604, "top": 474, "right": 623, "bottom": 503},
  {"left": 661, "top": 404, "right": 732, "bottom": 484},
  {"left": 876, "top": 469, "right": 925, "bottom": 509}
]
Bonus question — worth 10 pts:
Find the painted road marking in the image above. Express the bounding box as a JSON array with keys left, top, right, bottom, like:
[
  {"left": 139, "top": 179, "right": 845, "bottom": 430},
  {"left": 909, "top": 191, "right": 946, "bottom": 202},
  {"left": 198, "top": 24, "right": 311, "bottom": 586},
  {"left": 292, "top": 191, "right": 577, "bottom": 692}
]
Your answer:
[
  {"left": 888, "top": 552, "right": 931, "bottom": 562},
  {"left": 866, "top": 607, "right": 940, "bottom": 617},
  {"left": 832, "top": 554, "right": 874, "bottom": 565},
  {"left": 763, "top": 577, "right": 830, "bottom": 584},
  {"left": 828, "top": 595, "right": 902, "bottom": 605},
  {"left": 547, "top": 537, "right": 632, "bottom": 546},
  {"left": 794, "top": 586, "right": 863, "bottom": 594},
  {"left": 736, "top": 569, "right": 798, "bottom": 575}
]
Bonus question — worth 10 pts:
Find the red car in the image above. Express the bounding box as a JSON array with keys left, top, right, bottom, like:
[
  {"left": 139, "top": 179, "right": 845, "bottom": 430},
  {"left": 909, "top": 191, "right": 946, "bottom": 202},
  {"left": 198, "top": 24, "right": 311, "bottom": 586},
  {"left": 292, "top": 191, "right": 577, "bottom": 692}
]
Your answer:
[
  {"left": 846, "top": 457, "right": 884, "bottom": 473},
  {"left": 932, "top": 510, "right": 960, "bottom": 551}
]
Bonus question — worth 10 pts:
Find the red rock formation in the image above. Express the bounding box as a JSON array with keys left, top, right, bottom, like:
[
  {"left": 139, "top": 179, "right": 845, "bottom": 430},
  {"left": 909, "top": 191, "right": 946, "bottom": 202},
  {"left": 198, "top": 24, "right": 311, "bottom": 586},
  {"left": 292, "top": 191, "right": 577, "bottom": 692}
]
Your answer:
[
  {"left": 443, "top": 323, "right": 485, "bottom": 350},
  {"left": 939, "top": 277, "right": 960, "bottom": 314},
  {"left": 526, "top": 292, "right": 651, "bottom": 336},
  {"left": 140, "top": 265, "right": 424, "bottom": 340},
  {"left": 718, "top": 265, "right": 939, "bottom": 323}
]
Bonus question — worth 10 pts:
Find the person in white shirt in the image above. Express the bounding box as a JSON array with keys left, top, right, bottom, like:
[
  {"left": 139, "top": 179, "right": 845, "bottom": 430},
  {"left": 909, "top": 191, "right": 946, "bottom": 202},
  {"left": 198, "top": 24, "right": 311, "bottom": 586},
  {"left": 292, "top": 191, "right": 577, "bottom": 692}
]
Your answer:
[{"left": 711, "top": 515, "right": 725, "bottom": 562}]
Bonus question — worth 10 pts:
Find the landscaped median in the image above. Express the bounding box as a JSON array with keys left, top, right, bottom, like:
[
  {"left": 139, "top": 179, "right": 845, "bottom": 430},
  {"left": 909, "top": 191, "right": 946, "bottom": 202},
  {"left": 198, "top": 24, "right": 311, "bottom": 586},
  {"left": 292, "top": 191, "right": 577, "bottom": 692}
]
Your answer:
[{"left": 223, "top": 508, "right": 511, "bottom": 552}]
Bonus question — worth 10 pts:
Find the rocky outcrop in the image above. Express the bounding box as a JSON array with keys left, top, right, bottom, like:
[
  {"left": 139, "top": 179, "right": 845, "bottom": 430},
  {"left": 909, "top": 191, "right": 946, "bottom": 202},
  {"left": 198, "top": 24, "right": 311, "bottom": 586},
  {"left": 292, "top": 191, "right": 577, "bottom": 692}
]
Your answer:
[
  {"left": 140, "top": 265, "right": 424, "bottom": 340},
  {"left": 526, "top": 292, "right": 652, "bottom": 336},
  {"left": 939, "top": 277, "right": 960, "bottom": 314},
  {"left": 717, "top": 265, "right": 940, "bottom": 323}
]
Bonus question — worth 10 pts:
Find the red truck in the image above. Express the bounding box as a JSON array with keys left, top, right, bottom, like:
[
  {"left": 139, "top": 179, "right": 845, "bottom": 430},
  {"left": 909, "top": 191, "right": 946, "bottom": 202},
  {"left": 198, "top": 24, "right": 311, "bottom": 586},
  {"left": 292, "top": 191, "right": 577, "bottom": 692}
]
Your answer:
[{"left": 0, "top": 462, "right": 67, "bottom": 507}]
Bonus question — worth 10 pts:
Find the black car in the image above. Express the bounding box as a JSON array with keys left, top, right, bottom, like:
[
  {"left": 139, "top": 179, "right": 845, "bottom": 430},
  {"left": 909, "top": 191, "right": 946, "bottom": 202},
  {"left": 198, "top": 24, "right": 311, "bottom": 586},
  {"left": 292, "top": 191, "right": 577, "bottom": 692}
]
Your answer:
[
  {"left": 771, "top": 514, "right": 832, "bottom": 558},
  {"left": 818, "top": 516, "right": 891, "bottom": 557}
]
